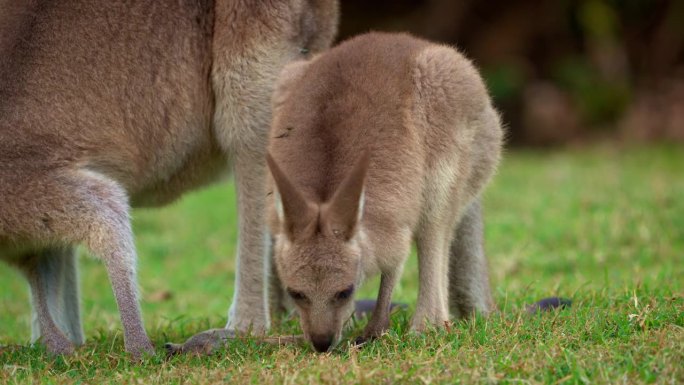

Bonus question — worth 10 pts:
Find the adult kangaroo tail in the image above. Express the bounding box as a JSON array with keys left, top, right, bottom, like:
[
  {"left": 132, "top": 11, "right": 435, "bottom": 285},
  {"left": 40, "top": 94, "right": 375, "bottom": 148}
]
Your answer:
[{"left": 447, "top": 198, "right": 497, "bottom": 318}]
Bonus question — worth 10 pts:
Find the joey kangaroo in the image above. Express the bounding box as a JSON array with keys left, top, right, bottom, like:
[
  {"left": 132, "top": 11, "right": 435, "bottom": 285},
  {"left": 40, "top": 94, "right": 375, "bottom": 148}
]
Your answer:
[
  {"left": 0, "top": 0, "right": 338, "bottom": 357},
  {"left": 266, "top": 32, "right": 504, "bottom": 352}
]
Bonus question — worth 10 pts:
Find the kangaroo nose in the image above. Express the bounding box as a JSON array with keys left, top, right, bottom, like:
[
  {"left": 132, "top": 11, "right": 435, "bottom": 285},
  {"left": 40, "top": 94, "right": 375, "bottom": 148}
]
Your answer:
[{"left": 310, "top": 334, "right": 333, "bottom": 352}]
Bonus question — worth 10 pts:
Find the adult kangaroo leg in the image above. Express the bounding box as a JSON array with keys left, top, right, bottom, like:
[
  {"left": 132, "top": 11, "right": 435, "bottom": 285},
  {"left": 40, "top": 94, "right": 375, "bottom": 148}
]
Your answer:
[
  {"left": 22, "top": 257, "right": 74, "bottom": 355},
  {"left": 30, "top": 247, "right": 84, "bottom": 346},
  {"left": 77, "top": 173, "right": 154, "bottom": 358},
  {"left": 225, "top": 149, "right": 270, "bottom": 334},
  {"left": 448, "top": 198, "right": 495, "bottom": 318},
  {"left": 15, "top": 169, "right": 153, "bottom": 357}
]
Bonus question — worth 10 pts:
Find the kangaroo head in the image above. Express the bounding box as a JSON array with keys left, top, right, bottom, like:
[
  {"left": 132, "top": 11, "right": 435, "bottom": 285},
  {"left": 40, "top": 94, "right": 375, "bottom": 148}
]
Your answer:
[{"left": 267, "top": 152, "right": 370, "bottom": 352}]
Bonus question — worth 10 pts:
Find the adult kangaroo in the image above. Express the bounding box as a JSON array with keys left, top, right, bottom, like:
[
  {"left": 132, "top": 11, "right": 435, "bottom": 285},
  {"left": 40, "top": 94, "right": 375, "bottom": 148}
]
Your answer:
[{"left": 0, "top": 0, "right": 339, "bottom": 358}]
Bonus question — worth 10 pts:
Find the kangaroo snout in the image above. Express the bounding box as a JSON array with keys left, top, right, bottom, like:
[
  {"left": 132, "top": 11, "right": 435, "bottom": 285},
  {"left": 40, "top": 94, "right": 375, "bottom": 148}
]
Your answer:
[{"left": 310, "top": 333, "right": 334, "bottom": 353}]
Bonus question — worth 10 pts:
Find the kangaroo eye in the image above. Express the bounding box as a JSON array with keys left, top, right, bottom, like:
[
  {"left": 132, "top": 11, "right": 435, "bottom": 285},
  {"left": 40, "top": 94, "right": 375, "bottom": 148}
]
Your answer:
[
  {"left": 287, "top": 289, "right": 307, "bottom": 302},
  {"left": 335, "top": 285, "right": 355, "bottom": 301}
]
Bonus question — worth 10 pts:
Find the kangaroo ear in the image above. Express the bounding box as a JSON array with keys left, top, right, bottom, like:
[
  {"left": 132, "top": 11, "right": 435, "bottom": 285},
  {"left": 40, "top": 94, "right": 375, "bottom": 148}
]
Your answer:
[
  {"left": 267, "top": 153, "right": 317, "bottom": 239},
  {"left": 321, "top": 151, "right": 370, "bottom": 240}
]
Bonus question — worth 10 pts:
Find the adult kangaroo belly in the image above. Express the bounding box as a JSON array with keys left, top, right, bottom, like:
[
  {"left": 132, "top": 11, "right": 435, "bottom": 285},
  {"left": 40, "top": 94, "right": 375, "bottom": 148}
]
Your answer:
[
  {"left": 129, "top": 142, "right": 228, "bottom": 207},
  {"left": 0, "top": 0, "right": 216, "bottom": 199}
]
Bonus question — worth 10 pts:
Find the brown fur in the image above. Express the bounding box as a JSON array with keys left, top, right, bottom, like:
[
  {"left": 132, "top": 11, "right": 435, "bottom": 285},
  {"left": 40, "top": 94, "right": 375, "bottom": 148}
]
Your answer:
[
  {"left": 267, "top": 32, "right": 503, "bottom": 352},
  {"left": 0, "top": 0, "right": 339, "bottom": 358}
]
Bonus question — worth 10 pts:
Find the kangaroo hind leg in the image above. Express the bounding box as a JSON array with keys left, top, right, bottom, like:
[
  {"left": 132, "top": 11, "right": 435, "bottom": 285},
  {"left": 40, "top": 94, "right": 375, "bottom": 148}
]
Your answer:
[
  {"left": 448, "top": 198, "right": 495, "bottom": 319},
  {"left": 29, "top": 246, "right": 84, "bottom": 346},
  {"left": 19, "top": 254, "right": 74, "bottom": 355},
  {"left": 17, "top": 170, "right": 153, "bottom": 357}
]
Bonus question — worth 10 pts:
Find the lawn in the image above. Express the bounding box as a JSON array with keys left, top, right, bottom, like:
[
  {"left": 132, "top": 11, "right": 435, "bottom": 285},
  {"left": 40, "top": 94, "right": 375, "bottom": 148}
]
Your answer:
[{"left": 1, "top": 144, "right": 682, "bottom": 384}]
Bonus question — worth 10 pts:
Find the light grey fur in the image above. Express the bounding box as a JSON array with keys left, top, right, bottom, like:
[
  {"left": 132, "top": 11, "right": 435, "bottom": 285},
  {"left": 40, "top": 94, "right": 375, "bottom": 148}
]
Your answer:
[
  {"left": 265, "top": 33, "right": 504, "bottom": 350},
  {"left": 29, "top": 247, "right": 84, "bottom": 346}
]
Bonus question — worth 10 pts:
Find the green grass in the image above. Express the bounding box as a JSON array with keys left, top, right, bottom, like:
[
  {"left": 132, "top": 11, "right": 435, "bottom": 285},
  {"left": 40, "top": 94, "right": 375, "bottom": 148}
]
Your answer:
[{"left": 1, "top": 144, "right": 682, "bottom": 384}]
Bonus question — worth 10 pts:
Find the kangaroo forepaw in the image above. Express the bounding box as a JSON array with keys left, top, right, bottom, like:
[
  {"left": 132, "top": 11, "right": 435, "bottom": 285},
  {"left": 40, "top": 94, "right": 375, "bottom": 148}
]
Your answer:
[
  {"left": 353, "top": 335, "right": 370, "bottom": 346},
  {"left": 353, "top": 332, "right": 381, "bottom": 347}
]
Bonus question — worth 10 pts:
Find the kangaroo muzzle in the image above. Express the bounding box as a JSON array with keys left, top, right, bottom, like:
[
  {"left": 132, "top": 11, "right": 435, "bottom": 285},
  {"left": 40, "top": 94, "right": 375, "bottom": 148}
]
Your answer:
[{"left": 310, "top": 333, "right": 335, "bottom": 352}]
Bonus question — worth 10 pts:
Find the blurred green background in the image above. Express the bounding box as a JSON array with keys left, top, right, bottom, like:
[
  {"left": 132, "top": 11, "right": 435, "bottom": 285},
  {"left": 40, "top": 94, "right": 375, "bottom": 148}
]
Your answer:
[{"left": 339, "top": 0, "right": 684, "bottom": 145}]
